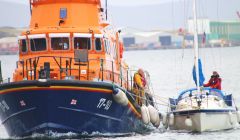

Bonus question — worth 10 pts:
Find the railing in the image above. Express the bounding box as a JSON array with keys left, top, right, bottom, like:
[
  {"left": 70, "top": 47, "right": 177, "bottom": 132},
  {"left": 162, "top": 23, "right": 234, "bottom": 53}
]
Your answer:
[
  {"left": 2, "top": 57, "right": 158, "bottom": 107},
  {"left": 0, "top": 61, "right": 11, "bottom": 84},
  {"left": 177, "top": 87, "right": 226, "bottom": 101},
  {"left": 15, "top": 56, "right": 135, "bottom": 91}
]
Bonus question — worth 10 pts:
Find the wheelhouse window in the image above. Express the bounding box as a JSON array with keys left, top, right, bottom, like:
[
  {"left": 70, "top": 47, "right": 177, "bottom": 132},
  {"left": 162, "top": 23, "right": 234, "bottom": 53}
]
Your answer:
[
  {"left": 74, "top": 38, "right": 91, "bottom": 50},
  {"left": 19, "top": 39, "right": 27, "bottom": 53},
  {"left": 95, "top": 38, "right": 102, "bottom": 51},
  {"left": 30, "top": 38, "right": 47, "bottom": 52},
  {"left": 51, "top": 37, "right": 69, "bottom": 50}
]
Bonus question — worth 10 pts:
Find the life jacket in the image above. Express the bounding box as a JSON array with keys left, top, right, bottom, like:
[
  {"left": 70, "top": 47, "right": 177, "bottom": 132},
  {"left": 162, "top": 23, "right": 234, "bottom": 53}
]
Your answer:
[
  {"left": 133, "top": 72, "right": 146, "bottom": 89},
  {"left": 209, "top": 77, "right": 222, "bottom": 90},
  {"left": 133, "top": 72, "right": 141, "bottom": 89}
]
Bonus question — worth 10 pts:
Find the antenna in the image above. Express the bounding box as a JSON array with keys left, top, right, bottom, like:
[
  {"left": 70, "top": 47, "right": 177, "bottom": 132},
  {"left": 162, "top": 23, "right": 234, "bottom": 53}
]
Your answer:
[
  {"left": 29, "top": 0, "right": 32, "bottom": 15},
  {"left": 105, "top": 0, "right": 108, "bottom": 20}
]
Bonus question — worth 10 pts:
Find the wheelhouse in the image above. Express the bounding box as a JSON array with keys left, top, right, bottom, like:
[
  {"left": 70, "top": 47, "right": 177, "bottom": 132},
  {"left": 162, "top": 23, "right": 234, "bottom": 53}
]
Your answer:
[
  {"left": 15, "top": 32, "right": 128, "bottom": 89},
  {"left": 18, "top": 33, "right": 108, "bottom": 55}
]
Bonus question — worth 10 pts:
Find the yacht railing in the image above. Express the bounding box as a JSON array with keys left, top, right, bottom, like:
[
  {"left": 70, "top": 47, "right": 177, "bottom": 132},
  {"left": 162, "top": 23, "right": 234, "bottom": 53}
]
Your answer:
[{"left": 177, "top": 87, "right": 226, "bottom": 102}]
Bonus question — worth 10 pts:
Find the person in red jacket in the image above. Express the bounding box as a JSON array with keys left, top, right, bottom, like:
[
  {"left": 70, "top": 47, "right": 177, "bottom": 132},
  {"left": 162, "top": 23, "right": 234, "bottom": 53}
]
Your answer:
[{"left": 204, "top": 71, "right": 222, "bottom": 90}]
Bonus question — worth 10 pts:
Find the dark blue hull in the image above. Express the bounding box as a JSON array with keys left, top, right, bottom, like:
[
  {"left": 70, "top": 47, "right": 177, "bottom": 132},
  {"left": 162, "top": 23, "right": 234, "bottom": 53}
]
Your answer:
[{"left": 0, "top": 80, "right": 149, "bottom": 137}]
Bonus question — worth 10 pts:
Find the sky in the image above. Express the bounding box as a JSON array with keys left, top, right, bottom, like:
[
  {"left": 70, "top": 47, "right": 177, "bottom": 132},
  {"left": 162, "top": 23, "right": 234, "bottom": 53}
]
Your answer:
[
  {"left": 107, "top": 0, "right": 176, "bottom": 6},
  {"left": 0, "top": 0, "right": 239, "bottom": 28},
  {"left": 1, "top": 0, "right": 26, "bottom": 4},
  {"left": 1, "top": 0, "right": 178, "bottom": 6}
]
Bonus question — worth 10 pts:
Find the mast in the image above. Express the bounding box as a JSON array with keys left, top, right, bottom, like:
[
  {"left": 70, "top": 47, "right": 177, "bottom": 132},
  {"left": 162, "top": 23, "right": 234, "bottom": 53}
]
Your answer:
[{"left": 193, "top": 0, "right": 200, "bottom": 93}]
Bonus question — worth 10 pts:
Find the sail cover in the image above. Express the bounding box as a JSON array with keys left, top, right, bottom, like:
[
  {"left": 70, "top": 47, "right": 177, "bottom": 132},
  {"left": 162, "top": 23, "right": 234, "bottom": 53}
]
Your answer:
[{"left": 192, "top": 59, "right": 205, "bottom": 86}]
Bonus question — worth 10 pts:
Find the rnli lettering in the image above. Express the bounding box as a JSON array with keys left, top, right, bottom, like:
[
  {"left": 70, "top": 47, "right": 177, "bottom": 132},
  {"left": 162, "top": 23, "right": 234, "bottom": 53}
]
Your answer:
[
  {"left": 97, "top": 98, "right": 112, "bottom": 110},
  {"left": 0, "top": 100, "right": 10, "bottom": 112}
]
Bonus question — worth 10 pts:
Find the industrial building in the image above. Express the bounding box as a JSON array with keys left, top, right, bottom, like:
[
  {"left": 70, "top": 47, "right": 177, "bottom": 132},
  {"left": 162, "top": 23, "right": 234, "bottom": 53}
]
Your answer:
[
  {"left": 120, "top": 28, "right": 183, "bottom": 50},
  {"left": 120, "top": 19, "right": 240, "bottom": 50},
  {"left": 187, "top": 19, "right": 240, "bottom": 46},
  {"left": 0, "top": 37, "right": 18, "bottom": 55}
]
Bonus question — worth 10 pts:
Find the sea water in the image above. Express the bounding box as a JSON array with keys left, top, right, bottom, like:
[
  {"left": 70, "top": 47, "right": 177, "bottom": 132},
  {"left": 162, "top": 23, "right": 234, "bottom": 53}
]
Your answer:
[{"left": 0, "top": 47, "right": 240, "bottom": 139}]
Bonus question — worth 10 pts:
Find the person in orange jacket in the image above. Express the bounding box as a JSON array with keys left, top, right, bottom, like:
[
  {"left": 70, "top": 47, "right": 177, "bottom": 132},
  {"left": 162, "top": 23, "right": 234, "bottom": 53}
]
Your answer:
[
  {"left": 204, "top": 71, "right": 222, "bottom": 90},
  {"left": 133, "top": 69, "right": 146, "bottom": 105}
]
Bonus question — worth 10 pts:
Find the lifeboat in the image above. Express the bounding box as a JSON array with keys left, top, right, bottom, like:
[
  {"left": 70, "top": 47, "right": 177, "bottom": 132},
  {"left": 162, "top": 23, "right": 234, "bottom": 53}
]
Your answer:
[{"left": 0, "top": 0, "right": 155, "bottom": 137}]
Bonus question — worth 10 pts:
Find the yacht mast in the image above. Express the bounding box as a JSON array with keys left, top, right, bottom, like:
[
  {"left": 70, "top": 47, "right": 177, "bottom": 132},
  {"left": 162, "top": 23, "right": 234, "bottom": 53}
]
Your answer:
[{"left": 193, "top": 0, "right": 200, "bottom": 92}]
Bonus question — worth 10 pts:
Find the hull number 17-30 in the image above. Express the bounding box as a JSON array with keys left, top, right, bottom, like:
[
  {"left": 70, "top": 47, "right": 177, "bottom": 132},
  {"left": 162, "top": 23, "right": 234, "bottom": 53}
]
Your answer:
[{"left": 97, "top": 98, "right": 112, "bottom": 110}]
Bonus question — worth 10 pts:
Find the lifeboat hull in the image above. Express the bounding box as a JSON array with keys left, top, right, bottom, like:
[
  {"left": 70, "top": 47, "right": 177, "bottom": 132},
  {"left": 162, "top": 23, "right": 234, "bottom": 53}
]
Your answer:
[{"left": 0, "top": 80, "right": 149, "bottom": 137}]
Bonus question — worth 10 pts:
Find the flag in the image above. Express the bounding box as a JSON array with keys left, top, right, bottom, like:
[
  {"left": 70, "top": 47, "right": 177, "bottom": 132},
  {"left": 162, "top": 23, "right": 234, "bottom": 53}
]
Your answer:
[
  {"left": 71, "top": 99, "right": 77, "bottom": 105},
  {"left": 192, "top": 59, "right": 205, "bottom": 87},
  {"left": 20, "top": 100, "right": 26, "bottom": 106}
]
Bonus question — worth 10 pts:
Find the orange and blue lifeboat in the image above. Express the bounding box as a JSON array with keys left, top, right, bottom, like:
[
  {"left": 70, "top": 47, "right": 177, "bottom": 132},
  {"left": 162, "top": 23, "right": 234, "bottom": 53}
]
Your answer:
[{"left": 0, "top": 0, "right": 153, "bottom": 137}]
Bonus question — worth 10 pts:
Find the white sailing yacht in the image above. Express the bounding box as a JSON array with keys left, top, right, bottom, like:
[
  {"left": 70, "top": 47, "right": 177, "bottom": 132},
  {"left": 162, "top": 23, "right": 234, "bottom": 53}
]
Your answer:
[{"left": 167, "top": 0, "right": 240, "bottom": 132}]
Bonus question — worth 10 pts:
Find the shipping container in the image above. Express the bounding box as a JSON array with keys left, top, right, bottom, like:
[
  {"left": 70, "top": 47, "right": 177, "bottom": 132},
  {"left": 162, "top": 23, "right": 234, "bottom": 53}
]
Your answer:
[
  {"left": 123, "top": 37, "right": 136, "bottom": 47},
  {"left": 159, "top": 36, "right": 172, "bottom": 46}
]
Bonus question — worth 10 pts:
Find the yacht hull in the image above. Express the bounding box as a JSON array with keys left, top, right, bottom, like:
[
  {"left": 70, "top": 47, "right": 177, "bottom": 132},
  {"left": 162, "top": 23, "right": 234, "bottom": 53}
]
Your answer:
[{"left": 170, "top": 109, "right": 239, "bottom": 132}]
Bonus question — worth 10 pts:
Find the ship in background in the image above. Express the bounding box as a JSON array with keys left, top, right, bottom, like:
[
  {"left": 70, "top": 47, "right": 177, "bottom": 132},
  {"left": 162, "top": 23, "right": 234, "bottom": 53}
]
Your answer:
[
  {"left": 0, "top": 37, "right": 18, "bottom": 55},
  {"left": 0, "top": 27, "right": 24, "bottom": 55},
  {"left": 0, "top": 0, "right": 160, "bottom": 137}
]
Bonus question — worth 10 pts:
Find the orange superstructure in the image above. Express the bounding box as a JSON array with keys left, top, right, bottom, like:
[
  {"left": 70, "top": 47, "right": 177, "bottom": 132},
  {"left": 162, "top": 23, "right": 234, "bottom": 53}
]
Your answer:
[
  {"left": 30, "top": 0, "right": 101, "bottom": 29},
  {"left": 14, "top": 0, "right": 128, "bottom": 89},
  {"left": 0, "top": 0, "right": 159, "bottom": 137}
]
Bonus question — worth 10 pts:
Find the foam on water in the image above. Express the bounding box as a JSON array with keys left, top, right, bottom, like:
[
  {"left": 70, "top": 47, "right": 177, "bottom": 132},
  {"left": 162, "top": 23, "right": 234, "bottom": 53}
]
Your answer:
[
  {"left": 109, "top": 126, "right": 240, "bottom": 140},
  {"left": 0, "top": 125, "right": 8, "bottom": 139},
  {"left": 1, "top": 47, "right": 240, "bottom": 139}
]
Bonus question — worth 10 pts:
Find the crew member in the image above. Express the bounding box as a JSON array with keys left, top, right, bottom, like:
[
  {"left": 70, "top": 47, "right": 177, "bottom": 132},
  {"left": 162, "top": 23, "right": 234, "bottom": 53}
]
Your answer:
[
  {"left": 204, "top": 71, "right": 222, "bottom": 90},
  {"left": 133, "top": 69, "right": 146, "bottom": 105}
]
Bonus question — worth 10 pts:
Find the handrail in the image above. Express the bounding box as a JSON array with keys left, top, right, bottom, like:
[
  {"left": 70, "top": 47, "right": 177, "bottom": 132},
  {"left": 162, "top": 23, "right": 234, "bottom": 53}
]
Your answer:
[
  {"left": 177, "top": 87, "right": 226, "bottom": 101},
  {"left": 16, "top": 56, "right": 135, "bottom": 91}
]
